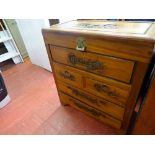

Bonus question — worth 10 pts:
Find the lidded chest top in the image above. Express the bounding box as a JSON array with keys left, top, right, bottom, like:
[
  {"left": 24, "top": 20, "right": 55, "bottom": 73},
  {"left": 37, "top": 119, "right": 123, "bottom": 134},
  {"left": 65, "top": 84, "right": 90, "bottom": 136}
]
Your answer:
[
  {"left": 42, "top": 20, "right": 155, "bottom": 63},
  {"left": 45, "top": 20, "right": 155, "bottom": 41}
]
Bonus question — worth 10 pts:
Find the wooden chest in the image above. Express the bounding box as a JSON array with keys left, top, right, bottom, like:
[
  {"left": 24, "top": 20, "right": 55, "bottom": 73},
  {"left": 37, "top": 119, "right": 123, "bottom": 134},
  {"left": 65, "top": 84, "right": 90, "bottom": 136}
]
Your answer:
[{"left": 42, "top": 20, "right": 155, "bottom": 134}]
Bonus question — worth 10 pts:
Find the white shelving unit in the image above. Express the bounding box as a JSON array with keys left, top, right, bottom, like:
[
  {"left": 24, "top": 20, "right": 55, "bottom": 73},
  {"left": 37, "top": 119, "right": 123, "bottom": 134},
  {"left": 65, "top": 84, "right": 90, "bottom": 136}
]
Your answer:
[{"left": 0, "top": 19, "right": 23, "bottom": 64}]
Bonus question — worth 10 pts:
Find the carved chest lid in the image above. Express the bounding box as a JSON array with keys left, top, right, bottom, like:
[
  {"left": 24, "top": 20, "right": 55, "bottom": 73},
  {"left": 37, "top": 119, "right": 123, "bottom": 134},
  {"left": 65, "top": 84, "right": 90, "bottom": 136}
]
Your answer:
[
  {"left": 47, "top": 20, "right": 155, "bottom": 42},
  {"left": 56, "top": 20, "right": 152, "bottom": 34}
]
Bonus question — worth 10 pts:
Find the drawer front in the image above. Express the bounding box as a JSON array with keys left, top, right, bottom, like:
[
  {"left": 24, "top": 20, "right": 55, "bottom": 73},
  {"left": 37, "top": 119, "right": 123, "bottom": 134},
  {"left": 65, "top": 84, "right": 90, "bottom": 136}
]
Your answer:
[
  {"left": 85, "top": 76, "right": 131, "bottom": 106},
  {"left": 57, "top": 81, "right": 124, "bottom": 120},
  {"left": 51, "top": 46, "right": 134, "bottom": 83},
  {"left": 52, "top": 62, "right": 83, "bottom": 88},
  {"left": 59, "top": 92, "right": 122, "bottom": 129}
]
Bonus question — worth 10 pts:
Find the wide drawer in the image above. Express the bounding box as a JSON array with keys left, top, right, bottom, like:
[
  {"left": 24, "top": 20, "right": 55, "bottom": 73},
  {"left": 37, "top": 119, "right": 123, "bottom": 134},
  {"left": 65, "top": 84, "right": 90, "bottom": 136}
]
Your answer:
[
  {"left": 84, "top": 75, "right": 131, "bottom": 106},
  {"left": 52, "top": 62, "right": 83, "bottom": 88},
  {"left": 51, "top": 46, "right": 135, "bottom": 83},
  {"left": 59, "top": 92, "right": 122, "bottom": 129},
  {"left": 57, "top": 80, "right": 125, "bottom": 120}
]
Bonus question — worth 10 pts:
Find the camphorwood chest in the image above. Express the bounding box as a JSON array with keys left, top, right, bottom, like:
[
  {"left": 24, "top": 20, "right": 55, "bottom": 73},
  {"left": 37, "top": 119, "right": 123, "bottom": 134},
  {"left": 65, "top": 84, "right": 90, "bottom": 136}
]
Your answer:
[{"left": 42, "top": 20, "right": 155, "bottom": 134}]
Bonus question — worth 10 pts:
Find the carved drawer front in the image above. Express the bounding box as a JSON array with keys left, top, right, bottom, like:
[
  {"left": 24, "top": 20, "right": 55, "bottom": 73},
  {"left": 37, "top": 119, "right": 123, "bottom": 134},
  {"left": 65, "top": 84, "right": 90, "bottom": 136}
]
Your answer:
[
  {"left": 57, "top": 81, "right": 125, "bottom": 120},
  {"left": 85, "top": 76, "right": 131, "bottom": 106},
  {"left": 52, "top": 62, "right": 83, "bottom": 88},
  {"left": 59, "top": 92, "right": 122, "bottom": 129},
  {"left": 51, "top": 46, "right": 135, "bottom": 83}
]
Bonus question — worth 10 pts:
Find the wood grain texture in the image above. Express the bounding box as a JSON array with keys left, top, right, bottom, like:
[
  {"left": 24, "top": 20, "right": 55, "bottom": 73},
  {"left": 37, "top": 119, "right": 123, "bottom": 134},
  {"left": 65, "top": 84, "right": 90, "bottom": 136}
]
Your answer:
[
  {"left": 85, "top": 77, "right": 131, "bottom": 106},
  {"left": 44, "top": 20, "right": 155, "bottom": 42},
  {"left": 51, "top": 45, "right": 135, "bottom": 83},
  {"left": 57, "top": 80, "right": 125, "bottom": 120},
  {"left": 53, "top": 61, "right": 131, "bottom": 107},
  {"left": 52, "top": 62, "right": 83, "bottom": 89},
  {"left": 42, "top": 20, "right": 155, "bottom": 134},
  {"left": 43, "top": 31, "right": 154, "bottom": 63},
  {"left": 59, "top": 92, "right": 122, "bottom": 129}
]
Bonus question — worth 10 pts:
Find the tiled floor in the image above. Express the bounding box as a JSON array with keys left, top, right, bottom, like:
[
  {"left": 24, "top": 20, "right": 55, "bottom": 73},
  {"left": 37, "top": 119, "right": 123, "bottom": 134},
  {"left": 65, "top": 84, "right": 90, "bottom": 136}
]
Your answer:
[{"left": 0, "top": 59, "right": 116, "bottom": 134}]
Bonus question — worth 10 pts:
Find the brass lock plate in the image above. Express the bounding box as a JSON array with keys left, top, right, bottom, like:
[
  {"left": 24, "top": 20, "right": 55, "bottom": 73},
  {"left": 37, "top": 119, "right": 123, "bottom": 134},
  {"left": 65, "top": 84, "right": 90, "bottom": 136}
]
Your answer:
[{"left": 76, "top": 37, "right": 86, "bottom": 51}]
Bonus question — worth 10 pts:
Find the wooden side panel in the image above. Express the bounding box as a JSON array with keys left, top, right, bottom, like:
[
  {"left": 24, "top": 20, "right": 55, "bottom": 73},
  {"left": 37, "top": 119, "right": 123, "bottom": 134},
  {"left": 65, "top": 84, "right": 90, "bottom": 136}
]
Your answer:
[
  {"left": 59, "top": 92, "right": 122, "bottom": 129},
  {"left": 57, "top": 80, "right": 125, "bottom": 120},
  {"left": 50, "top": 46, "right": 135, "bottom": 83}
]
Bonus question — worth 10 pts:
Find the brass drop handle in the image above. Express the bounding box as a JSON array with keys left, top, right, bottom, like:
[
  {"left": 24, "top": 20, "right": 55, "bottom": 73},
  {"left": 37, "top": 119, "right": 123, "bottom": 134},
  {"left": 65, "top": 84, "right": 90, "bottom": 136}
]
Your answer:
[
  {"left": 59, "top": 70, "right": 75, "bottom": 81},
  {"left": 70, "top": 98, "right": 106, "bottom": 118},
  {"left": 76, "top": 37, "right": 86, "bottom": 51},
  {"left": 94, "top": 83, "right": 118, "bottom": 97}
]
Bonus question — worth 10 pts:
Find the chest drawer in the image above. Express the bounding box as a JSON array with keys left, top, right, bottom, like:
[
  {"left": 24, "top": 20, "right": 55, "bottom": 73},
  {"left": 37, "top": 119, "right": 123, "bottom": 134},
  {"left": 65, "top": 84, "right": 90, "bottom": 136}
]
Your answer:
[
  {"left": 59, "top": 91, "right": 122, "bottom": 129},
  {"left": 57, "top": 81, "right": 125, "bottom": 120},
  {"left": 84, "top": 76, "right": 131, "bottom": 106},
  {"left": 51, "top": 46, "right": 135, "bottom": 83},
  {"left": 52, "top": 62, "right": 83, "bottom": 88}
]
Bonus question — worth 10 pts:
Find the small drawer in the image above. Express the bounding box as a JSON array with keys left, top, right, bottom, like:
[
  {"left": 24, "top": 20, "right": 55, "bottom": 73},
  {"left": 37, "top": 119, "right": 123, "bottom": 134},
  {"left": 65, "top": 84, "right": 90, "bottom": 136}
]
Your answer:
[
  {"left": 57, "top": 81, "right": 125, "bottom": 120},
  {"left": 85, "top": 75, "right": 131, "bottom": 106},
  {"left": 52, "top": 62, "right": 83, "bottom": 88},
  {"left": 51, "top": 46, "right": 135, "bottom": 83},
  {"left": 59, "top": 92, "right": 122, "bottom": 129}
]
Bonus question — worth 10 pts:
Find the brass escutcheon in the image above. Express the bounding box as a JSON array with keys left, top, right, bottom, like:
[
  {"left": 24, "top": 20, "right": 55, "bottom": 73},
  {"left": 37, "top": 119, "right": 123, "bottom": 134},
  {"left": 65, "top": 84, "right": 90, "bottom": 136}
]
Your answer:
[{"left": 76, "top": 37, "right": 86, "bottom": 51}]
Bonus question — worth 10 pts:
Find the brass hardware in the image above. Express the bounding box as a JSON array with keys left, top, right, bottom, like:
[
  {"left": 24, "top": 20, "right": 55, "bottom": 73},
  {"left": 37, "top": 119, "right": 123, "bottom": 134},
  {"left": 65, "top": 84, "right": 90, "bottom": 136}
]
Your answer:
[
  {"left": 69, "top": 98, "right": 105, "bottom": 118},
  {"left": 76, "top": 37, "right": 86, "bottom": 51},
  {"left": 94, "top": 83, "right": 118, "bottom": 97},
  {"left": 59, "top": 71, "right": 75, "bottom": 81},
  {"left": 68, "top": 54, "right": 103, "bottom": 70},
  {"left": 67, "top": 86, "right": 97, "bottom": 104}
]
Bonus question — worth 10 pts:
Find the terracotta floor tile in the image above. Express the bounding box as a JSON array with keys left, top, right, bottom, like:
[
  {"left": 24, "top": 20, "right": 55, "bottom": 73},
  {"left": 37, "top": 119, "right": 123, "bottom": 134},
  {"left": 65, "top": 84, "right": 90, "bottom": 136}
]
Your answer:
[{"left": 0, "top": 59, "right": 116, "bottom": 135}]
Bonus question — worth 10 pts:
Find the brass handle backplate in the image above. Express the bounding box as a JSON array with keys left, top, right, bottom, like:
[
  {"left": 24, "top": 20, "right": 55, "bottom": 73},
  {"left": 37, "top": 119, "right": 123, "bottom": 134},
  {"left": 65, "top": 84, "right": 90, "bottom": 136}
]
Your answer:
[
  {"left": 94, "top": 83, "right": 118, "bottom": 97},
  {"left": 69, "top": 98, "right": 105, "bottom": 118},
  {"left": 68, "top": 54, "right": 104, "bottom": 71},
  {"left": 59, "top": 70, "right": 75, "bottom": 81},
  {"left": 67, "top": 86, "right": 98, "bottom": 104}
]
